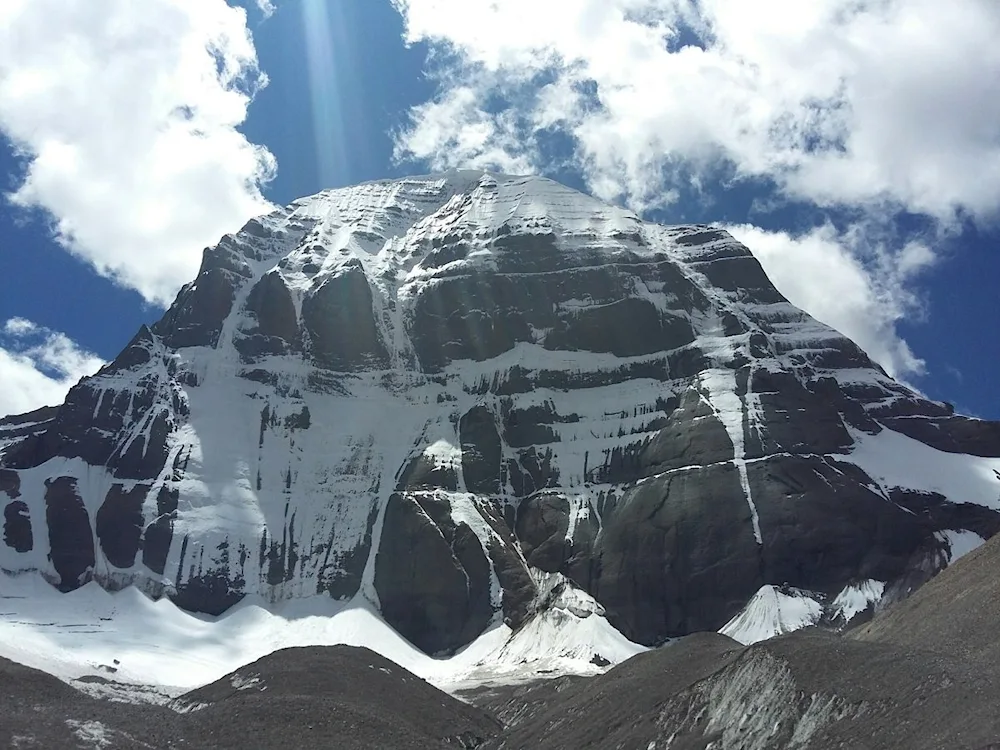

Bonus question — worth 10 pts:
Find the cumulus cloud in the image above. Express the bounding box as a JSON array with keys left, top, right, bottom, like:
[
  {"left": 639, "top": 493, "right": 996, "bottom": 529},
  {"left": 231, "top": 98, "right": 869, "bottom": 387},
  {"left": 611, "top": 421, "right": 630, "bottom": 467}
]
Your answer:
[
  {"left": 393, "top": 0, "right": 998, "bottom": 380},
  {"left": 0, "top": 318, "right": 105, "bottom": 417},
  {"left": 725, "top": 224, "right": 935, "bottom": 380},
  {"left": 401, "top": 84, "right": 534, "bottom": 175},
  {"left": 0, "top": 0, "right": 276, "bottom": 305},
  {"left": 394, "top": 0, "right": 1000, "bottom": 222}
]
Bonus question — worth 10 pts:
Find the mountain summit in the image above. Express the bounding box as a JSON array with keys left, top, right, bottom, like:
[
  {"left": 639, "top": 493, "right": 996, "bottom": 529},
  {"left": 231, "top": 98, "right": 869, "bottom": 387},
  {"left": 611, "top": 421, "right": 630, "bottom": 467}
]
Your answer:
[{"left": 2, "top": 171, "right": 999, "bottom": 655}]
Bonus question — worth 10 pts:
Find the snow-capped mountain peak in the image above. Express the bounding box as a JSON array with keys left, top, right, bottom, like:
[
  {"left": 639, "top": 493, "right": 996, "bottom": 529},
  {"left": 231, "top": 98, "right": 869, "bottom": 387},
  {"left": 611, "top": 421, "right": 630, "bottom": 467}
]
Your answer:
[{"left": 2, "top": 171, "right": 999, "bottom": 665}]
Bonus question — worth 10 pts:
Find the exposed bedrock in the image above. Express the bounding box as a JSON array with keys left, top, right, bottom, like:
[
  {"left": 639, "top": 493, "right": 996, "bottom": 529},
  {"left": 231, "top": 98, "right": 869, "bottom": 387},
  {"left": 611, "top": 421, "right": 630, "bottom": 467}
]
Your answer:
[
  {"left": 460, "top": 405, "right": 504, "bottom": 496},
  {"left": 154, "top": 235, "right": 254, "bottom": 349},
  {"left": 0, "top": 172, "right": 998, "bottom": 658},
  {"left": 236, "top": 270, "right": 302, "bottom": 361},
  {"left": 3, "top": 500, "right": 31, "bottom": 553},
  {"left": 44, "top": 477, "right": 95, "bottom": 591},
  {"left": 96, "top": 483, "right": 149, "bottom": 569},
  {"left": 302, "top": 262, "right": 390, "bottom": 371},
  {"left": 407, "top": 240, "right": 703, "bottom": 373},
  {"left": 375, "top": 492, "right": 494, "bottom": 654}
]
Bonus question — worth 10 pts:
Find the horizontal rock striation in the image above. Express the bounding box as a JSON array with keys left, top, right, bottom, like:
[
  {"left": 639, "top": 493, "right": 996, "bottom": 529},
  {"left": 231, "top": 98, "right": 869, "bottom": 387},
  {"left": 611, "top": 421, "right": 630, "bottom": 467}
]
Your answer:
[{"left": 2, "top": 171, "right": 999, "bottom": 652}]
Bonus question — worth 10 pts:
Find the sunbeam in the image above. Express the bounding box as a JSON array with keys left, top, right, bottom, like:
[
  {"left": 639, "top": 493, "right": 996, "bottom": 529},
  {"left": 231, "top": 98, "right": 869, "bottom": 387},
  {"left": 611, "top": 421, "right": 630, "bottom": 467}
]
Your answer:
[{"left": 300, "top": 0, "right": 351, "bottom": 187}]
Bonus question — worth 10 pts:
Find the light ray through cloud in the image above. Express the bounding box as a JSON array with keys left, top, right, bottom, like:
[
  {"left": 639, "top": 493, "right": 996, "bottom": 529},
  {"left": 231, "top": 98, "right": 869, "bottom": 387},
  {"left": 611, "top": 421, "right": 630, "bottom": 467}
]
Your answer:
[{"left": 300, "top": 0, "right": 350, "bottom": 187}]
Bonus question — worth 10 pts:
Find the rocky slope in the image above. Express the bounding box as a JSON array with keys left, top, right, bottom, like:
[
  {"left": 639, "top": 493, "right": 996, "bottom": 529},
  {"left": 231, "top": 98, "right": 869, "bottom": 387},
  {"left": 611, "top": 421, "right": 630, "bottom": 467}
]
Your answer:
[
  {"left": 2, "top": 171, "right": 999, "bottom": 656},
  {"left": 8, "top": 534, "right": 1000, "bottom": 749},
  {"left": 0, "top": 646, "right": 500, "bottom": 749},
  {"left": 471, "top": 531, "right": 1000, "bottom": 750},
  {"left": 474, "top": 630, "right": 1000, "bottom": 750}
]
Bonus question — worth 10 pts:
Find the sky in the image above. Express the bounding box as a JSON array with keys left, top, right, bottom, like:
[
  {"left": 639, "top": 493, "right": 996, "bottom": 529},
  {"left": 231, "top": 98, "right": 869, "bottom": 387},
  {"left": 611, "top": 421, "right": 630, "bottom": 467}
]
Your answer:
[{"left": 0, "top": 0, "right": 996, "bottom": 419}]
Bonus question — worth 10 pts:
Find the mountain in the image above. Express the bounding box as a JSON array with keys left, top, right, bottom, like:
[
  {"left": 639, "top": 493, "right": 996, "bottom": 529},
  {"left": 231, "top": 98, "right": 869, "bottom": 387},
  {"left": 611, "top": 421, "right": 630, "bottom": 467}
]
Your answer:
[{"left": 2, "top": 171, "right": 999, "bottom": 659}]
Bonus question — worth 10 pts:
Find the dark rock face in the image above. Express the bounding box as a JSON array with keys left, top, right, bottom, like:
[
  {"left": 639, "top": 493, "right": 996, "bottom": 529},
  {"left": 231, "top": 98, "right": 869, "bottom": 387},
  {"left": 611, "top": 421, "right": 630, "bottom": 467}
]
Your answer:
[
  {"left": 172, "top": 572, "right": 245, "bottom": 615},
  {"left": 516, "top": 492, "right": 572, "bottom": 571},
  {"left": 3, "top": 500, "right": 31, "bottom": 552},
  {"left": 141, "top": 486, "right": 178, "bottom": 575},
  {"left": 481, "top": 513, "right": 536, "bottom": 628},
  {"left": 0, "top": 407, "right": 58, "bottom": 447},
  {"left": 0, "top": 468, "right": 20, "bottom": 499},
  {"left": 109, "top": 408, "right": 174, "bottom": 481},
  {"left": 261, "top": 503, "right": 304, "bottom": 587},
  {"left": 408, "top": 274, "right": 538, "bottom": 372},
  {"left": 106, "top": 325, "right": 156, "bottom": 371},
  {"left": 1, "top": 327, "right": 179, "bottom": 479},
  {"left": 2, "top": 172, "right": 998, "bottom": 658},
  {"left": 634, "top": 388, "right": 733, "bottom": 479},
  {"left": 44, "top": 477, "right": 95, "bottom": 590},
  {"left": 154, "top": 236, "right": 254, "bottom": 349},
  {"left": 881, "top": 414, "right": 1000, "bottom": 457},
  {"left": 96, "top": 484, "right": 148, "bottom": 569},
  {"left": 460, "top": 406, "right": 503, "bottom": 495},
  {"left": 751, "top": 457, "right": 940, "bottom": 587},
  {"left": 302, "top": 263, "right": 390, "bottom": 371},
  {"left": 314, "top": 505, "right": 379, "bottom": 600},
  {"left": 236, "top": 270, "right": 302, "bottom": 361},
  {"left": 407, "top": 248, "right": 702, "bottom": 373},
  {"left": 691, "top": 252, "right": 787, "bottom": 305},
  {"left": 155, "top": 270, "right": 238, "bottom": 349},
  {"left": 397, "top": 454, "right": 459, "bottom": 492},
  {"left": 375, "top": 492, "right": 494, "bottom": 654},
  {"left": 740, "top": 369, "right": 856, "bottom": 458},
  {"left": 172, "top": 536, "right": 246, "bottom": 616},
  {"left": 593, "top": 463, "right": 762, "bottom": 643}
]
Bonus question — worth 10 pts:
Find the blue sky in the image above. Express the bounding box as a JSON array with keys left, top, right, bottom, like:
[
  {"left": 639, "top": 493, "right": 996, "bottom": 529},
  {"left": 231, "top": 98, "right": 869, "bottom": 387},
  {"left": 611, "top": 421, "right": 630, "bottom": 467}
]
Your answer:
[{"left": 0, "top": 0, "right": 996, "bottom": 418}]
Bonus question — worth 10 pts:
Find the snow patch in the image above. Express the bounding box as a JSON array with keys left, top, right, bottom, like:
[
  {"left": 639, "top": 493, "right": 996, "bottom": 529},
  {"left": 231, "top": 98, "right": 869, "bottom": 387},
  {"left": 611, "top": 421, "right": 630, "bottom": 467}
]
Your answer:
[
  {"left": 423, "top": 439, "right": 463, "bottom": 471},
  {"left": 720, "top": 585, "right": 823, "bottom": 645},
  {"left": 65, "top": 720, "right": 112, "bottom": 749},
  {"left": 453, "top": 572, "right": 645, "bottom": 688},
  {"left": 0, "top": 572, "right": 639, "bottom": 702},
  {"left": 839, "top": 426, "right": 1000, "bottom": 510},
  {"left": 699, "top": 367, "right": 762, "bottom": 544},
  {"left": 936, "top": 529, "right": 986, "bottom": 563},
  {"left": 230, "top": 672, "right": 262, "bottom": 691},
  {"left": 829, "top": 580, "right": 885, "bottom": 624}
]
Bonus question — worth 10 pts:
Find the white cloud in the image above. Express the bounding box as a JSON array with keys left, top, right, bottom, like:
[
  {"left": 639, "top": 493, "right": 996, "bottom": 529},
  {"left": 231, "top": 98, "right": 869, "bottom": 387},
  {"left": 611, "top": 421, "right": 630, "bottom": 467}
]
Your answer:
[
  {"left": 399, "top": 84, "right": 533, "bottom": 175},
  {"left": 393, "top": 0, "right": 998, "bottom": 381},
  {"left": 0, "top": 0, "right": 276, "bottom": 305},
  {"left": 255, "top": 0, "right": 276, "bottom": 18},
  {"left": 0, "top": 318, "right": 105, "bottom": 417},
  {"left": 394, "top": 0, "right": 1000, "bottom": 223},
  {"left": 726, "top": 223, "right": 934, "bottom": 380}
]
